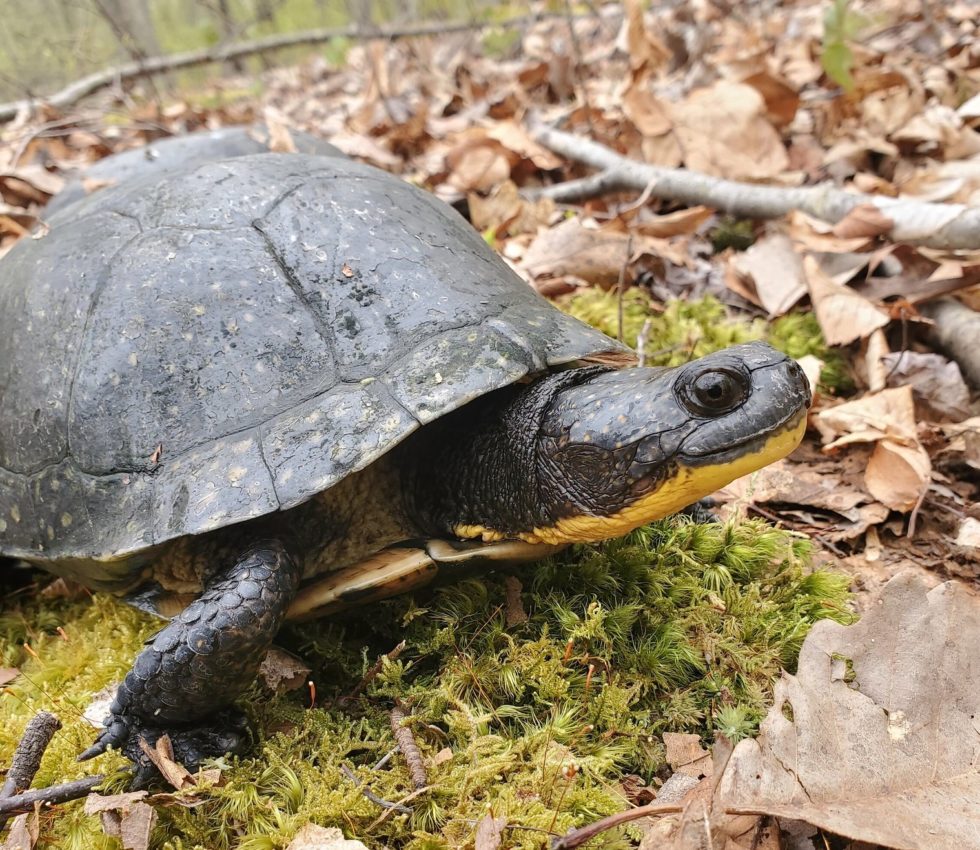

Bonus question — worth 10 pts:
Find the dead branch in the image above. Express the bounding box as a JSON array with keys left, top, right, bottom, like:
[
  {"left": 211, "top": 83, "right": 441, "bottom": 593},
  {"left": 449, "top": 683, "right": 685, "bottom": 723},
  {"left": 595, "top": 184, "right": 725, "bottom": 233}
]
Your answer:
[
  {"left": 0, "top": 776, "right": 104, "bottom": 817},
  {"left": 529, "top": 124, "right": 980, "bottom": 251},
  {"left": 390, "top": 704, "right": 428, "bottom": 790},
  {"left": 919, "top": 298, "right": 980, "bottom": 388},
  {"left": 339, "top": 763, "right": 413, "bottom": 813},
  {"left": 0, "top": 13, "right": 592, "bottom": 124},
  {"left": 0, "top": 711, "right": 61, "bottom": 799},
  {"left": 550, "top": 801, "right": 684, "bottom": 849}
]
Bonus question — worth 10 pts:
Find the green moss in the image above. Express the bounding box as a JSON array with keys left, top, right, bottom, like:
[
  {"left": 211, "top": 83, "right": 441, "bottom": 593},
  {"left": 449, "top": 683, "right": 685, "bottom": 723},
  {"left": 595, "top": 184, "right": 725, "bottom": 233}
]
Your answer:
[
  {"left": 558, "top": 289, "right": 853, "bottom": 392},
  {"left": 708, "top": 218, "right": 756, "bottom": 253},
  {"left": 0, "top": 517, "right": 851, "bottom": 849}
]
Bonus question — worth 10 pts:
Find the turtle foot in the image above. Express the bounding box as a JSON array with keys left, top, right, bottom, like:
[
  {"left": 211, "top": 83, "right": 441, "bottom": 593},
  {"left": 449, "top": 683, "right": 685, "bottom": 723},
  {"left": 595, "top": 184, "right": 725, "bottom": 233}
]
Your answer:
[{"left": 80, "top": 709, "right": 250, "bottom": 789}]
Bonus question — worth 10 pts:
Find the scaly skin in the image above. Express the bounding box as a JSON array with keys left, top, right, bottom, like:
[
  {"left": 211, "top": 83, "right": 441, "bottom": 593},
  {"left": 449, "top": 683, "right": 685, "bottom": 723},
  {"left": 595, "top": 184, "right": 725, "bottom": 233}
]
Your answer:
[{"left": 79, "top": 541, "right": 300, "bottom": 787}]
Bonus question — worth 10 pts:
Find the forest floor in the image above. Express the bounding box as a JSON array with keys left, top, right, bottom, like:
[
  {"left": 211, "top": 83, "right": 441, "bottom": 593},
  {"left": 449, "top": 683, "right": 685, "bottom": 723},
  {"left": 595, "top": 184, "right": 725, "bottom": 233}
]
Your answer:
[{"left": 1, "top": 1, "right": 979, "bottom": 849}]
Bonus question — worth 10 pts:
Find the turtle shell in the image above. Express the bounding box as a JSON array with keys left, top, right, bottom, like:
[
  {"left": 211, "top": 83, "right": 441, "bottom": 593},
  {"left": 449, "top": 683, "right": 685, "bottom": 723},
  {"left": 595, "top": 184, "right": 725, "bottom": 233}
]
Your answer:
[
  {"left": 0, "top": 153, "right": 622, "bottom": 564},
  {"left": 45, "top": 124, "right": 344, "bottom": 217}
]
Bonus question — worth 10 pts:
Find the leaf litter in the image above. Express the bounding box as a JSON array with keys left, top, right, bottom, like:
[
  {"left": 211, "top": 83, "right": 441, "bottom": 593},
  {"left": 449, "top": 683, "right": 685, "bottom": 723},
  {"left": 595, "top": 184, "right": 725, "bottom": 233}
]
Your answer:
[{"left": 1, "top": 0, "right": 979, "bottom": 847}]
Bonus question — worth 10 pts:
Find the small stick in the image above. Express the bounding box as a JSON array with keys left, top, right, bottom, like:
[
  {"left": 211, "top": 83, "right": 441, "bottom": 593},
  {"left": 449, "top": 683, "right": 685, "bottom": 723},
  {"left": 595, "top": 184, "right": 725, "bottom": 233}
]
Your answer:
[
  {"left": 635, "top": 318, "right": 653, "bottom": 367},
  {"left": 615, "top": 235, "right": 634, "bottom": 343},
  {"left": 390, "top": 704, "right": 428, "bottom": 790},
  {"left": 342, "top": 640, "right": 407, "bottom": 703},
  {"left": 550, "top": 801, "right": 684, "bottom": 850},
  {"left": 0, "top": 776, "right": 104, "bottom": 817},
  {"left": 1, "top": 711, "right": 61, "bottom": 798},
  {"left": 339, "top": 764, "right": 412, "bottom": 814}
]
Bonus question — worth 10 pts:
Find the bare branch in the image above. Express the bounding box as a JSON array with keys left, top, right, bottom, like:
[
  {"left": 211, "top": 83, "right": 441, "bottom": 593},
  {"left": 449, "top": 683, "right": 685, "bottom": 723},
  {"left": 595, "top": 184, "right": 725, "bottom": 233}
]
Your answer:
[
  {"left": 0, "top": 776, "right": 104, "bottom": 817},
  {"left": 528, "top": 123, "right": 980, "bottom": 251}
]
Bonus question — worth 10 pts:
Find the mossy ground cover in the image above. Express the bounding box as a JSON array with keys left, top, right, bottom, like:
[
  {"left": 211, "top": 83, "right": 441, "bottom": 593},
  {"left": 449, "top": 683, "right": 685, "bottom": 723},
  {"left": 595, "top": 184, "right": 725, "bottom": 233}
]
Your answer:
[
  {"left": 0, "top": 518, "right": 851, "bottom": 849},
  {"left": 558, "top": 292, "right": 852, "bottom": 393}
]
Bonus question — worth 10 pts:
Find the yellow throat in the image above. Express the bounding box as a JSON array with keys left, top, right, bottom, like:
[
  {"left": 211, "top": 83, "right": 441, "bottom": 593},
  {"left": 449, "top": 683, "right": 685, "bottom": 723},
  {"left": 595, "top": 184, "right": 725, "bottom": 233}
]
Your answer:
[{"left": 453, "top": 414, "right": 806, "bottom": 546}]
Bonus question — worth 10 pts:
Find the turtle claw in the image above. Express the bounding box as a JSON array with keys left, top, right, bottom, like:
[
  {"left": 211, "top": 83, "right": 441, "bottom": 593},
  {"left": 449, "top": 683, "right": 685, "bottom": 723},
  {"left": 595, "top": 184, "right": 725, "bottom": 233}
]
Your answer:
[{"left": 81, "top": 709, "right": 250, "bottom": 788}]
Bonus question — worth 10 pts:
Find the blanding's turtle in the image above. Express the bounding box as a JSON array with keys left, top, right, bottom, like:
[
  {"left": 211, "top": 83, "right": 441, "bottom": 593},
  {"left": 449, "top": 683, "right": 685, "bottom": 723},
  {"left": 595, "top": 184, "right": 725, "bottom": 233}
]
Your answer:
[
  {"left": 45, "top": 124, "right": 343, "bottom": 217},
  {"left": 0, "top": 151, "right": 811, "bottom": 782}
]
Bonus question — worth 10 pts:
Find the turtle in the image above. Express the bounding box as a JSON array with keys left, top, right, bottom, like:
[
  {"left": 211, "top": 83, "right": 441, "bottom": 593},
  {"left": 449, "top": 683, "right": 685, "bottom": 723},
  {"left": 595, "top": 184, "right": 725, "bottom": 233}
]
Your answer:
[
  {"left": 0, "top": 150, "right": 811, "bottom": 783},
  {"left": 44, "top": 123, "right": 343, "bottom": 217}
]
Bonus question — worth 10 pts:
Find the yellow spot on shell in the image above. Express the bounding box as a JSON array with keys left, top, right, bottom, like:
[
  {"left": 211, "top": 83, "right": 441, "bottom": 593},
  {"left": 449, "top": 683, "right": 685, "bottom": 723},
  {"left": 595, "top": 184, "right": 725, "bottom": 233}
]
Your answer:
[
  {"left": 228, "top": 466, "right": 248, "bottom": 484},
  {"left": 10, "top": 506, "right": 20, "bottom": 523},
  {"left": 0, "top": 519, "right": 6, "bottom": 532},
  {"left": 127, "top": 352, "right": 138, "bottom": 367},
  {"left": 60, "top": 513, "right": 73, "bottom": 528}
]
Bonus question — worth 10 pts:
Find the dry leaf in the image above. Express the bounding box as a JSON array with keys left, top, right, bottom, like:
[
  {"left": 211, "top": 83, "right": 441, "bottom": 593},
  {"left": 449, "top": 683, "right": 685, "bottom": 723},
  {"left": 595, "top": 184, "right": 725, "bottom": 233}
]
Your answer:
[
  {"left": 467, "top": 180, "right": 554, "bottom": 237},
  {"left": 138, "top": 736, "right": 194, "bottom": 790},
  {"left": 85, "top": 792, "right": 156, "bottom": 850},
  {"left": 430, "top": 747, "right": 453, "bottom": 767},
  {"left": 741, "top": 71, "right": 800, "bottom": 128},
  {"left": 804, "top": 255, "right": 888, "bottom": 345},
  {"left": 831, "top": 203, "right": 895, "bottom": 239},
  {"left": 720, "top": 573, "right": 980, "bottom": 850},
  {"left": 663, "top": 732, "right": 712, "bottom": 779},
  {"left": 446, "top": 140, "right": 510, "bottom": 192},
  {"left": 731, "top": 233, "right": 806, "bottom": 316},
  {"left": 669, "top": 82, "right": 788, "bottom": 180},
  {"left": 864, "top": 439, "right": 931, "bottom": 512},
  {"left": 258, "top": 647, "right": 312, "bottom": 693},
  {"left": 617, "top": 0, "right": 671, "bottom": 74},
  {"left": 485, "top": 121, "right": 562, "bottom": 170},
  {"left": 522, "top": 218, "right": 633, "bottom": 287},
  {"left": 633, "top": 206, "right": 712, "bottom": 238},
  {"left": 883, "top": 351, "right": 971, "bottom": 422},
  {"left": 956, "top": 517, "right": 980, "bottom": 549},
  {"left": 286, "top": 824, "right": 370, "bottom": 850},
  {"left": 815, "top": 386, "right": 930, "bottom": 512},
  {"left": 0, "top": 667, "right": 19, "bottom": 686},
  {"left": 474, "top": 813, "right": 507, "bottom": 850},
  {"left": 1, "top": 812, "right": 38, "bottom": 850}
]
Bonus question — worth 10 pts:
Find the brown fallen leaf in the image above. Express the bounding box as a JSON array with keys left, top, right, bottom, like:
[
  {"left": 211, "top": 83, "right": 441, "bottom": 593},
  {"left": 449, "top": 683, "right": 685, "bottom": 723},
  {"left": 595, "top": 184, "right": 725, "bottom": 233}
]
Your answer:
[
  {"left": 662, "top": 733, "right": 711, "bottom": 779},
  {"left": 720, "top": 572, "right": 980, "bottom": 850},
  {"left": 831, "top": 203, "right": 895, "bottom": 239},
  {"left": 730, "top": 233, "right": 806, "bottom": 316},
  {"left": 286, "top": 824, "right": 370, "bottom": 850},
  {"left": 522, "top": 218, "right": 634, "bottom": 287},
  {"left": 258, "top": 647, "right": 312, "bottom": 693},
  {"left": 474, "top": 813, "right": 507, "bottom": 850},
  {"left": 467, "top": 180, "right": 554, "bottom": 238},
  {"left": 669, "top": 82, "right": 789, "bottom": 180},
  {"left": 138, "top": 736, "right": 194, "bottom": 791},
  {"left": 815, "top": 386, "right": 931, "bottom": 512},
  {"left": 0, "top": 667, "right": 19, "bottom": 687},
  {"left": 445, "top": 139, "right": 510, "bottom": 192},
  {"left": 85, "top": 791, "right": 155, "bottom": 850},
  {"left": 804, "top": 255, "right": 889, "bottom": 345},
  {"left": 883, "top": 351, "right": 971, "bottom": 422},
  {"left": 1, "top": 811, "right": 38, "bottom": 850}
]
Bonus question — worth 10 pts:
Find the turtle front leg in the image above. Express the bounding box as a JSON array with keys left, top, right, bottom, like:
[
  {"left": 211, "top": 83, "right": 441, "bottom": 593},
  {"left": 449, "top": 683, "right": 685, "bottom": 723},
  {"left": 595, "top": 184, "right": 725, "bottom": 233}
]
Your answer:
[{"left": 79, "top": 540, "right": 301, "bottom": 786}]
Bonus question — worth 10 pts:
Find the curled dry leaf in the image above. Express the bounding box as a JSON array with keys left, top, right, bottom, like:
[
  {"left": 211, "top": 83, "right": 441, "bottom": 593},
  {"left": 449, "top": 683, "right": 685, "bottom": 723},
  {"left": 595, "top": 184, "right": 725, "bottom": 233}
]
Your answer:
[
  {"left": 1, "top": 811, "right": 38, "bottom": 850},
  {"left": 258, "top": 647, "right": 312, "bottom": 693},
  {"left": 85, "top": 791, "right": 156, "bottom": 850},
  {"left": 521, "top": 218, "right": 634, "bottom": 287},
  {"left": 804, "top": 255, "right": 889, "bottom": 345},
  {"left": 730, "top": 233, "right": 806, "bottom": 316},
  {"left": 138, "top": 736, "right": 194, "bottom": 791},
  {"left": 720, "top": 573, "right": 980, "bottom": 850},
  {"left": 883, "top": 351, "right": 971, "bottom": 422},
  {"left": 473, "top": 813, "right": 507, "bottom": 850},
  {"left": 815, "top": 385, "right": 930, "bottom": 512},
  {"left": 830, "top": 203, "right": 895, "bottom": 239},
  {"left": 467, "top": 180, "right": 554, "bottom": 238}
]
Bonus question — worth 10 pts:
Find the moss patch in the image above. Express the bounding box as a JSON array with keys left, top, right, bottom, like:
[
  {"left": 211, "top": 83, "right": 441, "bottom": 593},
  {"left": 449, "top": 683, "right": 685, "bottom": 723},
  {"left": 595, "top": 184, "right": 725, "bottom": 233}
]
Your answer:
[
  {"left": 557, "top": 290, "right": 852, "bottom": 392},
  {"left": 0, "top": 517, "right": 851, "bottom": 849}
]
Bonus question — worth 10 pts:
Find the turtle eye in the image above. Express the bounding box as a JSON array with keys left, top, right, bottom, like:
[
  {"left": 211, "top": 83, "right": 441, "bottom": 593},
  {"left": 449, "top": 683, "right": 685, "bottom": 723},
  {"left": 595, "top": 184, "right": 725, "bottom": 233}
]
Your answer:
[{"left": 680, "top": 368, "right": 748, "bottom": 416}]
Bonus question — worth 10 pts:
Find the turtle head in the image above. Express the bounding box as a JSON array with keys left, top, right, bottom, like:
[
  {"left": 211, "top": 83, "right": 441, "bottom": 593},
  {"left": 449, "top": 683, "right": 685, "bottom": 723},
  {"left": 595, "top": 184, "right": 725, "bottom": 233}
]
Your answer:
[
  {"left": 412, "top": 341, "right": 810, "bottom": 547},
  {"left": 522, "top": 342, "right": 811, "bottom": 544}
]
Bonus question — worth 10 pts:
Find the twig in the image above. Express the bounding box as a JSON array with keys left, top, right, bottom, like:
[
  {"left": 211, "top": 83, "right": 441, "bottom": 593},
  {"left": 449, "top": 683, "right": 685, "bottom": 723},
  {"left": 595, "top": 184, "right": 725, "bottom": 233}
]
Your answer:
[
  {"left": 615, "top": 234, "right": 634, "bottom": 342},
  {"left": 341, "top": 640, "right": 406, "bottom": 703},
  {"left": 1, "top": 712, "right": 61, "bottom": 799},
  {"left": 0, "top": 776, "right": 104, "bottom": 817},
  {"left": 635, "top": 318, "right": 653, "bottom": 366},
  {"left": 0, "top": 12, "right": 614, "bottom": 124},
  {"left": 528, "top": 122, "right": 980, "bottom": 251},
  {"left": 550, "top": 801, "right": 684, "bottom": 849},
  {"left": 390, "top": 703, "right": 428, "bottom": 790},
  {"left": 339, "top": 764, "right": 413, "bottom": 814},
  {"left": 366, "top": 784, "right": 431, "bottom": 830}
]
